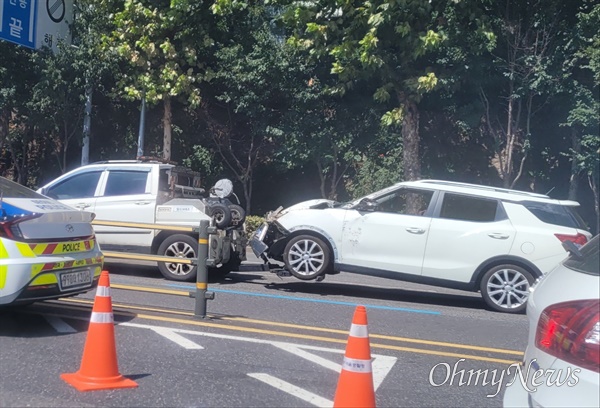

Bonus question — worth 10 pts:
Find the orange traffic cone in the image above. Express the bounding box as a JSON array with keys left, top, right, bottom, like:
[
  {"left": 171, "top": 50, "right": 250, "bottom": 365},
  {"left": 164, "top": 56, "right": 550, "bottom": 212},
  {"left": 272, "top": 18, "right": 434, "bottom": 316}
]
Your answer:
[
  {"left": 333, "top": 305, "right": 376, "bottom": 408},
  {"left": 61, "top": 271, "right": 138, "bottom": 391}
]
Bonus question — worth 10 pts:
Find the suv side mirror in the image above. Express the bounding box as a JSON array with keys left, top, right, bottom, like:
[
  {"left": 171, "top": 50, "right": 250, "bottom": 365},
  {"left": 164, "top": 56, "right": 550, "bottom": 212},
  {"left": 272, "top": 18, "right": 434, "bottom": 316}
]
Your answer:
[{"left": 355, "top": 198, "right": 378, "bottom": 212}]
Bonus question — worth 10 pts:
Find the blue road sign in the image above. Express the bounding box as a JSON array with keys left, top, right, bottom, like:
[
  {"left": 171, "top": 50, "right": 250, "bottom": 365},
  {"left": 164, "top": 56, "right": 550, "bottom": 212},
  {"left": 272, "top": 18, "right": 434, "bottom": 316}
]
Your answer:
[{"left": 0, "top": 0, "right": 37, "bottom": 49}]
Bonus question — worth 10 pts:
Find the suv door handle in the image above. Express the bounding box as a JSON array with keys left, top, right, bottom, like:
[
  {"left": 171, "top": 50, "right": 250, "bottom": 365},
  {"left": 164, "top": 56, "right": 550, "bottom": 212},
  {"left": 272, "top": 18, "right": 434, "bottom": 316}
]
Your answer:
[
  {"left": 406, "top": 227, "right": 426, "bottom": 234},
  {"left": 488, "top": 233, "right": 510, "bottom": 239},
  {"left": 135, "top": 201, "right": 151, "bottom": 205},
  {"left": 75, "top": 203, "right": 91, "bottom": 210}
]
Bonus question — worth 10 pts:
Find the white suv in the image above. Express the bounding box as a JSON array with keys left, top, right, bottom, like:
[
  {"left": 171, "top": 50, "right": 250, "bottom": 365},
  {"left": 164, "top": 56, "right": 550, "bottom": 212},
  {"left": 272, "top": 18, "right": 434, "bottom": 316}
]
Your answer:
[{"left": 251, "top": 180, "right": 592, "bottom": 313}]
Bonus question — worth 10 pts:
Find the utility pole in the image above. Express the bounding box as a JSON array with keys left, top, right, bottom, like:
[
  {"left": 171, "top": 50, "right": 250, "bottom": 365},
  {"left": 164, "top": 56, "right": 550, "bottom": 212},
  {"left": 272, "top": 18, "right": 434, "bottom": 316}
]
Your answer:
[{"left": 137, "top": 94, "right": 146, "bottom": 158}]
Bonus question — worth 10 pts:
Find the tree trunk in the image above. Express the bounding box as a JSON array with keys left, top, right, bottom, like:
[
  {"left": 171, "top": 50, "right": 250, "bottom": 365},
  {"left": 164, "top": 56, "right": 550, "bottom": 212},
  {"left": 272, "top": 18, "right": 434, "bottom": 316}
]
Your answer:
[
  {"left": 8, "top": 139, "right": 26, "bottom": 185},
  {"left": 589, "top": 169, "right": 599, "bottom": 236},
  {"left": 568, "top": 128, "right": 581, "bottom": 200},
  {"left": 0, "top": 108, "right": 9, "bottom": 147},
  {"left": 316, "top": 161, "right": 326, "bottom": 198},
  {"left": 162, "top": 96, "right": 172, "bottom": 161},
  {"left": 244, "top": 173, "right": 253, "bottom": 215},
  {"left": 328, "top": 144, "right": 339, "bottom": 200},
  {"left": 62, "top": 119, "right": 69, "bottom": 173},
  {"left": 401, "top": 100, "right": 421, "bottom": 181}
]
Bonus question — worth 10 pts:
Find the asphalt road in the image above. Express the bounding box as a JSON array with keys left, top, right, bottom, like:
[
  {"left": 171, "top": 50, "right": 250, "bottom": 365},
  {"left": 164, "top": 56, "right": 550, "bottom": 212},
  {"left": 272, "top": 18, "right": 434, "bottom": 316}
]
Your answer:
[{"left": 0, "top": 256, "right": 529, "bottom": 408}]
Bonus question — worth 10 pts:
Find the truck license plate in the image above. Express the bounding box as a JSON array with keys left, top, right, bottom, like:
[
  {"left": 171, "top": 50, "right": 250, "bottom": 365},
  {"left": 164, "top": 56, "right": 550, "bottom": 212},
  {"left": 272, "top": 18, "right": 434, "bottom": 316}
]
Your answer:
[{"left": 60, "top": 270, "right": 92, "bottom": 290}]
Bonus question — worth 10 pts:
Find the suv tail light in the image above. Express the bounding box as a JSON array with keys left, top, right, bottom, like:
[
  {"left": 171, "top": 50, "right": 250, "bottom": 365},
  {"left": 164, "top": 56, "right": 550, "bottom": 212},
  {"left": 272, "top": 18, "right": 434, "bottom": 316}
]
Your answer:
[
  {"left": 535, "top": 299, "right": 600, "bottom": 373},
  {"left": 555, "top": 233, "right": 588, "bottom": 246},
  {"left": 0, "top": 214, "right": 42, "bottom": 240}
]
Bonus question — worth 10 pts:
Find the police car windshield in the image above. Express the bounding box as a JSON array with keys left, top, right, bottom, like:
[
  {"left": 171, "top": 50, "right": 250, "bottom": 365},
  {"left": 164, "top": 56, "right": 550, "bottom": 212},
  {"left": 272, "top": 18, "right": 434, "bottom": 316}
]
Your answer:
[{"left": 0, "top": 177, "right": 46, "bottom": 199}]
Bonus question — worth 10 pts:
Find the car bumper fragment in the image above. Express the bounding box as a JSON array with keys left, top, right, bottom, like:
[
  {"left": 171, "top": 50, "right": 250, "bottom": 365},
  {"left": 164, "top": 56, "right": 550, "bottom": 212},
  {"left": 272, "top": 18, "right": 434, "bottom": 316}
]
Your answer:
[{"left": 250, "top": 237, "right": 268, "bottom": 258}]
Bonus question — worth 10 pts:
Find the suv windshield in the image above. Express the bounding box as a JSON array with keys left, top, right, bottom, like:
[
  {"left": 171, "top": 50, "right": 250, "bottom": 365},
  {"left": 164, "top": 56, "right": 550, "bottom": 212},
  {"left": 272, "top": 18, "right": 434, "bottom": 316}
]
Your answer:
[
  {"left": 564, "top": 235, "right": 600, "bottom": 276},
  {"left": 0, "top": 177, "right": 45, "bottom": 199}
]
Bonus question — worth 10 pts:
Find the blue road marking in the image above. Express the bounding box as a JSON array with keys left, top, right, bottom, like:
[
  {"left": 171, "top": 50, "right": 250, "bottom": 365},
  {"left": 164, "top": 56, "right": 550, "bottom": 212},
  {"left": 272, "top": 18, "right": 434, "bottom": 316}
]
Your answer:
[{"left": 166, "top": 284, "right": 441, "bottom": 315}]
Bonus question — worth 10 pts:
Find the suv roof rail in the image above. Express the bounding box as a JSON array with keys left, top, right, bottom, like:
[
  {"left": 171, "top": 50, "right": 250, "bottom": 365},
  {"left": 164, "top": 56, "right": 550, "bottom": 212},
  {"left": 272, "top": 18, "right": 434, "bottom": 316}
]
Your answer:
[
  {"left": 415, "top": 179, "right": 550, "bottom": 198},
  {"left": 90, "top": 158, "right": 177, "bottom": 165},
  {"left": 91, "top": 160, "right": 140, "bottom": 164}
]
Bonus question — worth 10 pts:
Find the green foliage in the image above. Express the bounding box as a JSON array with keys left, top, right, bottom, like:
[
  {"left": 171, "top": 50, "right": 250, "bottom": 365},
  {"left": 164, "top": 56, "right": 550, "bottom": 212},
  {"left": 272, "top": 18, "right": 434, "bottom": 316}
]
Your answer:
[
  {"left": 182, "top": 145, "right": 224, "bottom": 181},
  {"left": 0, "top": 0, "right": 598, "bottom": 233},
  {"left": 103, "top": 0, "right": 209, "bottom": 107},
  {"left": 575, "top": 1, "right": 600, "bottom": 83},
  {"left": 244, "top": 215, "right": 265, "bottom": 237},
  {"left": 561, "top": 0, "right": 600, "bottom": 199},
  {"left": 280, "top": 0, "right": 493, "bottom": 116},
  {"left": 345, "top": 131, "right": 404, "bottom": 198}
]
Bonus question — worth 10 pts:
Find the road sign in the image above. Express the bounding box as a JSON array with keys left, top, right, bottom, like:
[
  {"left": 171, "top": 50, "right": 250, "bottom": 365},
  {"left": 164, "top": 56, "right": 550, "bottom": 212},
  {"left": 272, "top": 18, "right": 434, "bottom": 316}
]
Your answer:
[
  {"left": 0, "top": 0, "right": 72, "bottom": 52},
  {"left": 0, "top": 0, "right": 37, "bottom": 49}
]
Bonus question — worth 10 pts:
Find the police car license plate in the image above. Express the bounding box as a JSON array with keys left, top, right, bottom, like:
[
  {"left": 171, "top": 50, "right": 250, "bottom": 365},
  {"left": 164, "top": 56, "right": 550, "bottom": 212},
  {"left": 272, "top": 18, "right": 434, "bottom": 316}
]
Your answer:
[{"left": 60, "top": 270, "right": 92, "bottom": 290}]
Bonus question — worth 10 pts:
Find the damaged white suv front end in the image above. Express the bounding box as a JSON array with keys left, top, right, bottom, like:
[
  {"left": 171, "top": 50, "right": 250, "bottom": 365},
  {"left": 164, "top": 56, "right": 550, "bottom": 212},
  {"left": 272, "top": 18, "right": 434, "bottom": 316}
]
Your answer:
[{"left": 250, "top": 198, "right": 343, "bottom": 278}]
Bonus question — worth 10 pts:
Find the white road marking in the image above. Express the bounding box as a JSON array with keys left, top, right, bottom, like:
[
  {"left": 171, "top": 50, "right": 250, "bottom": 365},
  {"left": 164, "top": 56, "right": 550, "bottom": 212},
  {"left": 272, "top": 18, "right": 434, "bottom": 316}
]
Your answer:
[
  {"left": 45, "top": 316, "right": 76, "bottom": 333},
  {"left": 150, "top": 326, "right": 204, "bottom": 349},
  {"left": 273, "top": 343, "right": 397, "bottom": 391},
  {"left": 371, "top": 355, "right": 398, "bottom": 391},
  {"left": 119, "top": 322, "right": 397, "bottom": 402},
  {"left": 273, "top": 343, "right": 342, "bottom": 372},
  {"left": 248, "top": 373, "right": 333, "bottom": 408}
]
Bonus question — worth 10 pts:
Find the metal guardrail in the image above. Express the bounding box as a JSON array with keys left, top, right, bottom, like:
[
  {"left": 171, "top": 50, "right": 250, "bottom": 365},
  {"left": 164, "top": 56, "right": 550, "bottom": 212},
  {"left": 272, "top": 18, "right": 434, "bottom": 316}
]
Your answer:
[
  {"left": 92, "top": 218, "right": 213, "bottom": 318},
  {"left": 101, "top": 251, "right": 194, "bottom": 264},
  {"left": 92, "top": 219, "right": 195, "bottom": 233}
]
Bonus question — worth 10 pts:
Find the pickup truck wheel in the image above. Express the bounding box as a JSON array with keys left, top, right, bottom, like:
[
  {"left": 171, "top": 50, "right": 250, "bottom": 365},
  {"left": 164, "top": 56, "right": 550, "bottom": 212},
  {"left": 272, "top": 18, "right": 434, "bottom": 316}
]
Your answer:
[
  {"left": 284, "top": 235, "right": 332, "bottom": 280},
  {"left": 480, "top": 264, "right": 533, "bottom": 313},
  {"left": 228, "top": 204, "right": 246, "bottom": 226},
  {"left": 157, "top": 234, "right": 198, "bottom": 282},
  {"left": 207, "top": 203, "right": 232, "bottom": 229}
]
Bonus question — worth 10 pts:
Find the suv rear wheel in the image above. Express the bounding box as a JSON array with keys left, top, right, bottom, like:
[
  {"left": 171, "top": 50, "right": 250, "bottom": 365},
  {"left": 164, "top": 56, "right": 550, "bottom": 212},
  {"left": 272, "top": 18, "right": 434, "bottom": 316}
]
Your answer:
[{"left": 480, "top": 264, "right": 534, "bottom": 313}]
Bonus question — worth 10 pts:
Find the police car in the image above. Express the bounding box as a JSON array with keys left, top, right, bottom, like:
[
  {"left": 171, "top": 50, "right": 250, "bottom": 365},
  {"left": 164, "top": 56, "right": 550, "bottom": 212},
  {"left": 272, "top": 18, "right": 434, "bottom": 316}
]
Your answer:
[{"left": 0, "top": 176, "right": 103, "bottom": 306}]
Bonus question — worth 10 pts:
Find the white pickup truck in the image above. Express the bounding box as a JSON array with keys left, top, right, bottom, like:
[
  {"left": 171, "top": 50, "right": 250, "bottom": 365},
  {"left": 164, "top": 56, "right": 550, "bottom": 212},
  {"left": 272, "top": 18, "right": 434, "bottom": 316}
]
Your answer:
[{"left": 37, "top": 159, "right": 247, "bottom": 282}]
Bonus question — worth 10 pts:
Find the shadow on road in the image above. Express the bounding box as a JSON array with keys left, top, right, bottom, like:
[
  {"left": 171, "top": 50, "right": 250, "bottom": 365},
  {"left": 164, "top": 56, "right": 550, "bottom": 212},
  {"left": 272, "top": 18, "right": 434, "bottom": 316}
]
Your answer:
[
  {"left": 104, "top": 261, "right": 267, "bottom": 284},
  {"left": 104, "top": 261, "right": 159, "bottom": 279},
  {"left": 0, "top": 302, "right": 138, "bottom": 338},
  {"left": 104, "top": 260, "right": 492, "bottom": 312},
  {"left": 259, "top": 280, "right": 487, "bottom": 311}
]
